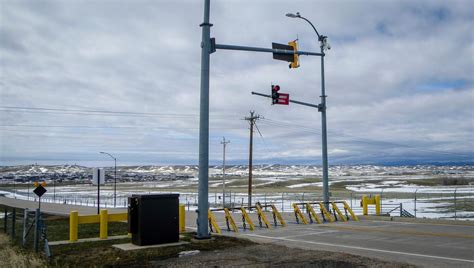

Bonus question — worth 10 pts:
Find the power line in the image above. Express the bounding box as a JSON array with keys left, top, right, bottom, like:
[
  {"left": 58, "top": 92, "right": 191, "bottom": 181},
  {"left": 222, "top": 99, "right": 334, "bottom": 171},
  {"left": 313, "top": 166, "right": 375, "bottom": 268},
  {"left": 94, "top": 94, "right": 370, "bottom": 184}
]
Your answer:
[{"left": 0, "top": 106, "right": 234, "bottom": 118}]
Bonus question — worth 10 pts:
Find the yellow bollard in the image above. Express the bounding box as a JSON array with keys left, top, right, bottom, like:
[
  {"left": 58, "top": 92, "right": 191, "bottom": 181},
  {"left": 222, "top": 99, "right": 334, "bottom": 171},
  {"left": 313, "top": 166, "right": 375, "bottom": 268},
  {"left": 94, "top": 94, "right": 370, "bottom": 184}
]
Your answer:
[
  {"left": 99, "top": 209, "right": 108, "bottom": 239},
  {"left": 179, "top": 204, "right": 186, "bottom": 233},
  {"left": 362, "top": 195, "right": 368, "bottom": 215},
  {"left": 69, "top": 211, "right": 78, "bottom": 242},
  {"left": 375, "top": 195, "right": 381, "bottom": 215}
]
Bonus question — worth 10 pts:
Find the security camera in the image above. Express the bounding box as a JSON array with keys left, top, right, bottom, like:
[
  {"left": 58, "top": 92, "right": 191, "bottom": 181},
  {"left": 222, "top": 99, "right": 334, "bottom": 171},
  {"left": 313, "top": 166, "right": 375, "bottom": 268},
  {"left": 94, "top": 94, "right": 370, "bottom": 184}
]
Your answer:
[{"left": 327, "top": 43, "right": 331, "bottom": 50}]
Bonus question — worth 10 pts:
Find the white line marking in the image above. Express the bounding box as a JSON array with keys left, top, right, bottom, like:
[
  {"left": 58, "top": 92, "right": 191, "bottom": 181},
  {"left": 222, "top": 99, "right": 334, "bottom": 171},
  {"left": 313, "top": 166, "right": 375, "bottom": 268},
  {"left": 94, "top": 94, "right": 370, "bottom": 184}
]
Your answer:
[
  {"left": 281, "top": 230, "right": 337, "bottom": 239},
  {"left": 242, "top": 233, "right": 474, "bottom": 264},
  {"left": 367, "top": 220, "right": 474, "bottom": 228}
]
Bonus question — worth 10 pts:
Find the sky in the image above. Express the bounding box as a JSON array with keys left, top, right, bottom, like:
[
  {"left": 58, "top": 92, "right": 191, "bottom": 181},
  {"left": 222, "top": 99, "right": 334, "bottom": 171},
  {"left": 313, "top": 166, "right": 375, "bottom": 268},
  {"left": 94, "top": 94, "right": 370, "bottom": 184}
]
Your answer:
[{"left": 0, "top": 0, "right": 473, "bottom": 166}]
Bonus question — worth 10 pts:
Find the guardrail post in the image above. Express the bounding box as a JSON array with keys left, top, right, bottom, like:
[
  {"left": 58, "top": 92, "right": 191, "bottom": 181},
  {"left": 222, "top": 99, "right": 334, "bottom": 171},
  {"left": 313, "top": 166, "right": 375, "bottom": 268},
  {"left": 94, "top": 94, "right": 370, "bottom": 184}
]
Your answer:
[
  {"left": 100, "top": 209, "right": 108, "bottom": 239},
  {"left": 69, "top": 211, "right": 78, "bottom": 242},
  {"left": 362, "top": 195, "right": 368, "bottom": 215},
  {"left": 375, "top": 195, "right": 381, "bottom": 216},
  {"left": 179, "top": 204, "right": 186, "bottom": 233}
]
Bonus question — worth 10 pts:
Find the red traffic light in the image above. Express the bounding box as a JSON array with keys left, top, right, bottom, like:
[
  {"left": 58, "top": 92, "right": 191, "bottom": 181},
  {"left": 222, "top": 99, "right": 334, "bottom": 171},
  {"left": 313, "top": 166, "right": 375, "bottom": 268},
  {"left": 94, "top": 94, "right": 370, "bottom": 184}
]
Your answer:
[{"left": 272, "top": 85, "right": 280, "bottom": 91}]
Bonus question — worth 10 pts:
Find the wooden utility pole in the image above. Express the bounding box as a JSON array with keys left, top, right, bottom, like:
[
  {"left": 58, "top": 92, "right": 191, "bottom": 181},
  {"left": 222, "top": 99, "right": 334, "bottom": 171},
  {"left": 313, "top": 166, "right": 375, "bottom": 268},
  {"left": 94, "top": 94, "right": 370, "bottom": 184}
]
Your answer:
[{"left": 245, "top": 111, "right": 260, "bottom": 209}]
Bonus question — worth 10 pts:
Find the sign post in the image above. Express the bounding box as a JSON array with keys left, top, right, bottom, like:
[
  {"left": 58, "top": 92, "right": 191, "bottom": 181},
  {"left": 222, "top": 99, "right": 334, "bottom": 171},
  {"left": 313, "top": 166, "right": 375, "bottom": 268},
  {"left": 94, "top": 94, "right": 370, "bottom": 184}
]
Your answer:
[{"left": 93, "top": 168, "right": 105, "bottom": 214}]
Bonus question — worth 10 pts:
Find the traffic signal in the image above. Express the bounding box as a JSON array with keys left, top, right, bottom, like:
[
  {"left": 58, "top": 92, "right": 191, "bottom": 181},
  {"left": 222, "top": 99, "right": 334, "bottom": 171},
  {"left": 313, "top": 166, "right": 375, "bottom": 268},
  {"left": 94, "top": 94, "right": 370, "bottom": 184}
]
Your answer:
[
  {"left": 34, "top": 181, "right": 39, "bottom": 187},
  {"left": 288, "top": 40, "right": 299, "bottom": 69},
  {"left": 271, "top": 85, "right": 280, "bottom": 104}
]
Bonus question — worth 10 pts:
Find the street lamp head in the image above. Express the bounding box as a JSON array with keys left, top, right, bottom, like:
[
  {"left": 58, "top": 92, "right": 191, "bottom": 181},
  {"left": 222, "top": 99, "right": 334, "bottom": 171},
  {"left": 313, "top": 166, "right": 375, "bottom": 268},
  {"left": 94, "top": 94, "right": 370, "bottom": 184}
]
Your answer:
[{"left": 285, "top": 12, "right": 300, "bottom": 18}]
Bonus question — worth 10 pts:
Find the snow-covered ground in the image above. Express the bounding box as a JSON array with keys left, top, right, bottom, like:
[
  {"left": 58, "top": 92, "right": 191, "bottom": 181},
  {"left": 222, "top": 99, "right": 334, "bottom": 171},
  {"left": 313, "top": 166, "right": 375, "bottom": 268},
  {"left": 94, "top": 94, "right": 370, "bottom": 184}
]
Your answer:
[{"left": 1, "top": 164, "right": 473, "bottom": 220}]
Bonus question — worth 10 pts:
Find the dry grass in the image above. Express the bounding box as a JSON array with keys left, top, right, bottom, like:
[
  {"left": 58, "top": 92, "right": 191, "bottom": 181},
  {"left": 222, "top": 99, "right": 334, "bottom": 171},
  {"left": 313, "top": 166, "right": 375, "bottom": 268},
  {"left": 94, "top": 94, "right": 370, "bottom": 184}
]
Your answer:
[{"left": 0, "top": 233, "right": 45, "bottom": 267}]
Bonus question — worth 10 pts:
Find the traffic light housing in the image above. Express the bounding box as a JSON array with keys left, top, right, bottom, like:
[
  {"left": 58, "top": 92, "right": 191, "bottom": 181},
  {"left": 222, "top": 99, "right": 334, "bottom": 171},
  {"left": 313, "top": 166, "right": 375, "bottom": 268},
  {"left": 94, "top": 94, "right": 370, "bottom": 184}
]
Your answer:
[
  {"left": 272, "top": 85, "right": 280, "bottom": 104},
  {"left": 288, "top": 40, "right": 299, "bottom": 69}
]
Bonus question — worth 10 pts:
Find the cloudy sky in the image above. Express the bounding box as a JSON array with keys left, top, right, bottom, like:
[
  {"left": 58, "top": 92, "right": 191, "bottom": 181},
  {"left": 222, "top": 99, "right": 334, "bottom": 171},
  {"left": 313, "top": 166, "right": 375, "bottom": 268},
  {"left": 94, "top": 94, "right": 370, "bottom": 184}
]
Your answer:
[{"left": 1, "top": 0, "right": 473, "bottom": 166}]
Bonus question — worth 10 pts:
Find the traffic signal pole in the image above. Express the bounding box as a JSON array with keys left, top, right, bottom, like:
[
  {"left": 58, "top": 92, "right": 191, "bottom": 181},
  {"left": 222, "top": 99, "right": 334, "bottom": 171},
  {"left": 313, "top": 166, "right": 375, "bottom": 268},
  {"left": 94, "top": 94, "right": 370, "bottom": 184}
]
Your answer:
[
  {"left": 197, "top": 0, "right": 211, "bottom": 239},
  {"left": 320, "top": 44, "right": 330, "bottom": 210},
  {"left": 197, "top": 0, "right": 328, "bottom": 237}
]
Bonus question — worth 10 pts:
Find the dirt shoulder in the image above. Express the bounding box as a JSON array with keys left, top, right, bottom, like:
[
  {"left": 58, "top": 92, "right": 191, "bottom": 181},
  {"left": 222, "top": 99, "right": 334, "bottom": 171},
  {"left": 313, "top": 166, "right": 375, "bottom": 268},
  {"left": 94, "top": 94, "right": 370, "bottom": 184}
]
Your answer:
[{"left": 153, "top": 243, "right": 414, "bottom": 268}]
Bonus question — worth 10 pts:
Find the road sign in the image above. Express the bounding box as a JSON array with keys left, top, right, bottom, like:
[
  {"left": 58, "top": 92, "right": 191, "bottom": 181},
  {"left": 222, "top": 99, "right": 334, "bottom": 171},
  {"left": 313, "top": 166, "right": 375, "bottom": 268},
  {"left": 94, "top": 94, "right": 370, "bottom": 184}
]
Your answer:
[
  {"left": 92, "top": 168, "right": 105, "bottom": 185},
  {"left": 276, "top": 93, "right": 289, "bottom": 105},
  {"left": 33, "top": 185, "right": 47, "bottom": 197}
]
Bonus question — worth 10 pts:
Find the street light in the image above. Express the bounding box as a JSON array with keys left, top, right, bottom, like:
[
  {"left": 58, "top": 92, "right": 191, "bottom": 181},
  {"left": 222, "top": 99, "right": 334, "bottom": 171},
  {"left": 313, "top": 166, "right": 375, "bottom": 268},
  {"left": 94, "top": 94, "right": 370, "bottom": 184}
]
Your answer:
[
  {"left": 286, "top": 12, "right": 331, "bottom": 209},
  {"left": 100, "top": 151, "right": 117, "bottom": 208}
]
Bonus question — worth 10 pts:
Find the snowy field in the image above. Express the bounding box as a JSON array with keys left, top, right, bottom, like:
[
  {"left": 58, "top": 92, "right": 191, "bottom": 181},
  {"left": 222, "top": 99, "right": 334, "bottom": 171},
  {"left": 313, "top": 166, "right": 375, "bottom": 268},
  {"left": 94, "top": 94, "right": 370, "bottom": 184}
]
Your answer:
[{"left": 1, "top": 164, "right": 473, "bottom": 220}]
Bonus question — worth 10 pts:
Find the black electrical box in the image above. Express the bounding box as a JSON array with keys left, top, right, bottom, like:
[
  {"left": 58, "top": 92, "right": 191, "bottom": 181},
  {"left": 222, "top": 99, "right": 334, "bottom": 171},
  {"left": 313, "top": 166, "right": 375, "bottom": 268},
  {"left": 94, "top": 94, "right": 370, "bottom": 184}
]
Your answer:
[{"left": 128, "top": 194, "right": 179, "bottom": 246}]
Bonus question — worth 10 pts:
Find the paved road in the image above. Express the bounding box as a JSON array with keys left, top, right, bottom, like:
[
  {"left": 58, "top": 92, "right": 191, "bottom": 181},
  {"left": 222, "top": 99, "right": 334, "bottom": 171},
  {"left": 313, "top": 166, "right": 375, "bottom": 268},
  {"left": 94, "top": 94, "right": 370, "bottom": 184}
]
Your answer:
[{"left": 186, "top": 210, "right": 474, "bottom": 268}]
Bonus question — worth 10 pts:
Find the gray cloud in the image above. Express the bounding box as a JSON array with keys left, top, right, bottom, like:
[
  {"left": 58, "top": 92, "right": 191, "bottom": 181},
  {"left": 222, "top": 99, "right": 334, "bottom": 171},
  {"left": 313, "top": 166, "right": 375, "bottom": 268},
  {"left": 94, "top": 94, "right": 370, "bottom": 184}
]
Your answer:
[{"left": 1, "top": 0, "right": 473, "bottom": 166}]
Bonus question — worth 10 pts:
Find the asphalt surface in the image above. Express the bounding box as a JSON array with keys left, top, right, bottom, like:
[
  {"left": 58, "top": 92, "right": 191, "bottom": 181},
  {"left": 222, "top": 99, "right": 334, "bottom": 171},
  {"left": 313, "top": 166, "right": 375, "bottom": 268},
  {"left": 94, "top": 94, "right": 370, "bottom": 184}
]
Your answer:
[
  {"left": 2, "top": 197, "right": 473, "bottom": 267},
  {"left": 186, "top": 209, "right": 474, "bottom": 268}
]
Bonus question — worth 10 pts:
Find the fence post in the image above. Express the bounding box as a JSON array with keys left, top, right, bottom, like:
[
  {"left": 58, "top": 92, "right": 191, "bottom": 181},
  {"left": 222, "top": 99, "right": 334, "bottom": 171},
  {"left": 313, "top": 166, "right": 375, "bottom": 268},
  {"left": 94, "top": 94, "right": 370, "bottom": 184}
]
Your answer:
[
  {"left": 3, "top": 207, "right": 7, "bottom": 233},
  {"left": 264, "top": 193, "right": 267, "bottom": 211},
  {"left": 454, "top": 188, "right": 457, "bottom": 221},
  {"left": 11, "top": 208, "right": 16, "bottom": 238},
  {"left": 99, "top": 209, "right": 108, "bottom": 239},
  {"left": 399, "top": 203, "right": 403, "bottom": 217},
  {"left": 22, "top": 208, "right": 28, "bottom": 246},
  {"left": 69, "top": 211, "right": 78, "bottom": 242},
  {"left": 350, "top": 191, "right": 353, "bottom": 209},
  {"left": 281, "top": 193, "right": 284, "bottom": 211},
  {"left": 34, "top": 209, "right": 39, "bottom": 252},
  {"left": 414, "top": 189, "right": 418, "bottom": 218}
]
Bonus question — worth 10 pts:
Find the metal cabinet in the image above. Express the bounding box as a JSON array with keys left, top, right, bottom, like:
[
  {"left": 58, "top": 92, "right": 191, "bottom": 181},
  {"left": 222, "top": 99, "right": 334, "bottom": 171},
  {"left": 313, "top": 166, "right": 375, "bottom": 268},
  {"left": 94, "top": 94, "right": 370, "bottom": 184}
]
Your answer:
[{"left": 128, "top": 194, "right": 179, "bottom": 246}]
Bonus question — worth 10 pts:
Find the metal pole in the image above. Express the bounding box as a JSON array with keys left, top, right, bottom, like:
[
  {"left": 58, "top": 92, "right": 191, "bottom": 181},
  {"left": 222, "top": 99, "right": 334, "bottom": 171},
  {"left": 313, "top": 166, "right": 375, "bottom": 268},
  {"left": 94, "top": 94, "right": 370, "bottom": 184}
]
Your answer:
[
  {"left": 53, "top": 175, "right": 56, "bottom": 202},
  {"left": 114, "top": 158, "right": 117, "bottom": 208},
  {"left": 97, "top": 169, "right": 100, "bottom": 214},
  {"left": 221, "top": 137, "right": 229, "bottom": 208},
  {"left": 196, "top": 0, "right": 211, "bottom": 239},
  {"left": 320, "top": 44, "right": 329, "bottom": 210}
]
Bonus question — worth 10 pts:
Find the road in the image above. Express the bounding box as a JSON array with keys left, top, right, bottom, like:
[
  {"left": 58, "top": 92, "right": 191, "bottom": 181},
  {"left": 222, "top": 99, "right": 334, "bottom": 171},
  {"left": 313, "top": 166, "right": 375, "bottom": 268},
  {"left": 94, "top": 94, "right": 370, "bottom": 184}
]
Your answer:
[{"left": 186, "top": 210, "right": 474, "bottom": 268}]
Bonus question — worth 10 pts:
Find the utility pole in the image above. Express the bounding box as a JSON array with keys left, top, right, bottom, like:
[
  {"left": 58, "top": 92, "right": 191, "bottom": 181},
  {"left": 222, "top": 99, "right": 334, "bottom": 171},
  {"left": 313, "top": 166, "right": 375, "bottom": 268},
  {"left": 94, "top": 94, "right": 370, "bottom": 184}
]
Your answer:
[
  {"left": 221, "top": 137, "right": 230, "bottom": 208},
  {"left": 245, "top": 111, "right": 260, "bottom": 209}
]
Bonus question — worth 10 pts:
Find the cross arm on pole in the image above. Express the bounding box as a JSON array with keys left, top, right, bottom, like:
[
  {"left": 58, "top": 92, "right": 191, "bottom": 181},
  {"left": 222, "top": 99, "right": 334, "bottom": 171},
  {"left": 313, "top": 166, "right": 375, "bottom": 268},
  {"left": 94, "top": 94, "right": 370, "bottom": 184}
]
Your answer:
[
  {"left": 251, "top": 91, "right": 322, "bottom": 110},
  {"left": 213, "top": 43, "right": 323, "bottom": 57}
]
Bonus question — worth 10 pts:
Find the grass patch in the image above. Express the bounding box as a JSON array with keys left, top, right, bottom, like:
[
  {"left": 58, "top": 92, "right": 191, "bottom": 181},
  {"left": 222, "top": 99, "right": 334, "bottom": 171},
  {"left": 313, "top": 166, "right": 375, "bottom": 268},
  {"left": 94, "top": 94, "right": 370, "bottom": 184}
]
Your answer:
[{"left": 50, "top": 233, "right": 255, "bottom": 267}]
